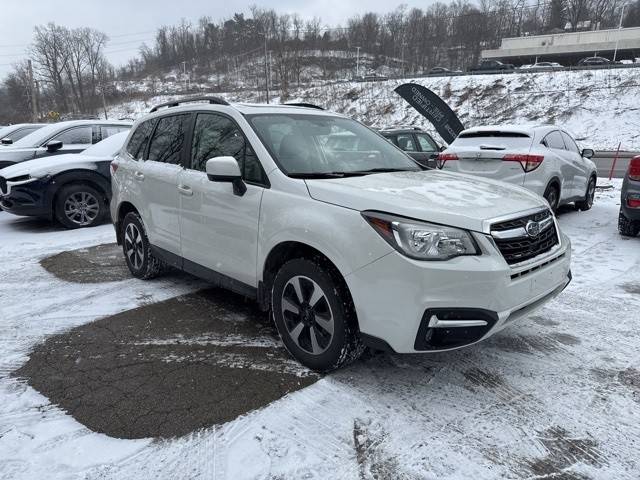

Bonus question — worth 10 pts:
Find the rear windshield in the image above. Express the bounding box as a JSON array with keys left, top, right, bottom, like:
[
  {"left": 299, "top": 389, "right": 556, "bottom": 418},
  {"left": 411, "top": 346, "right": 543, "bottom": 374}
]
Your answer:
[{"left": 453, "top": 131, "right": 532, "bottom": 149}]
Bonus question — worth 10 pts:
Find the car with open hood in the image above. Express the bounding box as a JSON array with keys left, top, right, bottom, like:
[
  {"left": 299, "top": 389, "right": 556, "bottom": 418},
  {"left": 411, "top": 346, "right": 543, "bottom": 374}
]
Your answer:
[{"left": 110, "top": 97, "right": 572, "bottom": 372}]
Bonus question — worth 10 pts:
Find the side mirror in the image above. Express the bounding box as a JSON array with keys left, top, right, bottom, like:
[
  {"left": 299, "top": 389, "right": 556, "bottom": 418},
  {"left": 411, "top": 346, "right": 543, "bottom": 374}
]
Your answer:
[
  {"left": 1, "top": 137, "right": 13, "bottom": 145},
  {"left": 439, "top": 145, "right": 447, "bottom": 152},
  {"left": 581, "top": 148, "right": 594, "bottom": 159},
  {"left": 205, "top": 156, "right": 246, "bottom": 196},
  {"left": 46, "top": 140, "right": 63, "bottom": 153}
]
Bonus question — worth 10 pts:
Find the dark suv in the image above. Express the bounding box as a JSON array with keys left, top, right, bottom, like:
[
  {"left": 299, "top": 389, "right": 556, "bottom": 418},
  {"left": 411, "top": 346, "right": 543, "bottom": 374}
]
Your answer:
[
  {"left": 619, "top": 155, "right": 640, "bottom": 237},
  {"left": 0, "top": 120, "right": 131, "bottom": 169},
  {"left": 379, "top": 127, "right": 440, "bottom": 168},
  {"left": 470, "top": 60, "right": 515, "bottom": 72}
]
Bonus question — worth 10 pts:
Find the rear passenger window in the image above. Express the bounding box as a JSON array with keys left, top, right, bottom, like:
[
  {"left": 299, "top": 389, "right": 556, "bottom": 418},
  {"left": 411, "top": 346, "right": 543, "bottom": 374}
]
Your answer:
[
  {"left": 544, "top": 131, "right": 566, "bottom": 150},
  {"left": 416, "top": 133, "right": 437, "bottom": 152},
  {"left": 190, "top": 113, "right": 267, "bottom": 185},
  {"left": 126, "top": 120, "right": 155, "bottom": 160},
  {"left": 396, "top": 134, "right": 417, "bottom": 152},
  {"left": 101, "top": 125, "right": 129, "bottom": 140},
  {"left": 51, "top": 126, "right": 92, "bottom": 145},
  {"left": 147, "top": 115, "right": 189, "bottom": 164}
]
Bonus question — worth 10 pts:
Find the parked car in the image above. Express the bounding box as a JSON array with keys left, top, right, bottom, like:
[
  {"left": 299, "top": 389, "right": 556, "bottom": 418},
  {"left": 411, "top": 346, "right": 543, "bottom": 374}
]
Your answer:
[
  {"left": 529, "top": 62, "right": 563, "bottom": 71},
  {"left": 0, "top": 120, "right": 131, "bottom": 169},
  {"left": 618, "top": 155, "right": 640, "bottom": 237},
  {"left": 0, "top": 124, "right": 46, "bottom": 146},
  {"left": 437, "top": 125, "right": 597, "bottom": 211},
  {"left": 428, "top": 67, "right": 462, "bottom": 75},
  {"left": 0, "top": 131, "right": 129, "bottom": 228},
  {"left": 470, "top": 60, "right": 515, "bottom": 72},
  {"left": 111, "top": 98, "right": 572, "bottom": 372},
  {"left": 578, "top": 56, "right": 611, "bottom": 66},
  {"left": 379, "top": 127, "right": 440, "bottom": 168}
]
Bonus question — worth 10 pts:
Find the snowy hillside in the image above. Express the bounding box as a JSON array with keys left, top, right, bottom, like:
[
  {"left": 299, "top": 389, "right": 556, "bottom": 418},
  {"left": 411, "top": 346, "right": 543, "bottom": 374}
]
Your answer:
[{"left": 107, "top": 67, "right": 640, "bottom": 150}]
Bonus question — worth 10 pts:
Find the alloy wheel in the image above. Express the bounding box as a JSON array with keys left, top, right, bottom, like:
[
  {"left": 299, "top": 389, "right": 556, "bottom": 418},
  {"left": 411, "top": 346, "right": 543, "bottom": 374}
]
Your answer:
[
  {"left": 124, "top": 223, "right": 144, "bottom": 270},
  {"left": 64, "top": 191, "right": 99, "bottom": 226},
  {"left": 281, "top": 275, "right": 335, "bottom": 355}
]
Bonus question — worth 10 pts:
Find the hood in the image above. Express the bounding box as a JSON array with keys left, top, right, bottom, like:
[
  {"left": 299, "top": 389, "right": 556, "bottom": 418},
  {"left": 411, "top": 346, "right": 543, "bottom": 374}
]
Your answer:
[
  {"left": 0, "top": 153, "right": 103, "bottom": 179},
  {"left": 0, "top": 147, "right": 39, "bottom": 163},
  {"left": 305, "top": 170, "right": 547, "bottom": 232}
]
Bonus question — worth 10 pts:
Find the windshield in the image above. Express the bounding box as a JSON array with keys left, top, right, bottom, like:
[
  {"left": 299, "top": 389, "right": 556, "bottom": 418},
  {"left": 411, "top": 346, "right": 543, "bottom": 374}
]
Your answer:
[
  {"left": 247, "top": 114, "right": 419, "bottom": 177},
  {"left": 82, "top": 131, "right": 129, "bottom": 157}
]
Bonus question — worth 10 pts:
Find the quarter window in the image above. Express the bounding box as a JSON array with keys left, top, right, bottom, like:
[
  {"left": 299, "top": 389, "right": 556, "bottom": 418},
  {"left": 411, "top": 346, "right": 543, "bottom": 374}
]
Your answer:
[
  {"left": 51, "top": 126, "right": 92, "bottom": 145},
  {"left": 126, "top": 120, "right": 155, "bottom": 160},
  {"left": 101, "top": 125, "right": 129, "bottom": 140},
  {"left": 543, "top": 131, "right": 566, "bottom": 150},
  {"left": 147, "top": 115, "right": 189, "bottom": 164},
  {"left": 416, "top": 133, "right": 437, "bottom": 152},
  {"left": 190, "top": 113, "right": 267, "bottom": 185}
]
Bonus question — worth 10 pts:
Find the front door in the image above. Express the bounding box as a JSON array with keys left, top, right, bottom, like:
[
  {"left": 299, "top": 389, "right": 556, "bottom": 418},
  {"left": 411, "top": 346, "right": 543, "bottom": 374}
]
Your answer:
[
  {"left": 561, "top": 131, "right": 588, "bottom": 198},
  {"left": 178, "top": 112, "right": 266, "bottom": 288}
]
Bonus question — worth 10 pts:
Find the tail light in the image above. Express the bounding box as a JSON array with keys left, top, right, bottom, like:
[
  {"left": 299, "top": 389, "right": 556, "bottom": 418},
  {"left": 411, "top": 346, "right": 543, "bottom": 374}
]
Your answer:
[
  {"left": 629, "top": 156, "right": 640, "bottom": 181},
  {"left": 503, "top": 154, "right": 544, "bottom": 172},
  {"left": 627, "top": 194, "right": 640, "bottom": 209},
  {"left": 110, "top": 161, "right": 119, "bottom": 175},
  {"left": 436, "top": 153, "right": 458, "bottom": 169}
]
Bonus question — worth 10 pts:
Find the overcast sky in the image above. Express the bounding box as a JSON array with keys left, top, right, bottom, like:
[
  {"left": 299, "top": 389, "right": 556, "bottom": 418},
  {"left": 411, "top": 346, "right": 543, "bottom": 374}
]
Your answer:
[{"left": 0, "top": 0, "right": 434, "bottom": 77}]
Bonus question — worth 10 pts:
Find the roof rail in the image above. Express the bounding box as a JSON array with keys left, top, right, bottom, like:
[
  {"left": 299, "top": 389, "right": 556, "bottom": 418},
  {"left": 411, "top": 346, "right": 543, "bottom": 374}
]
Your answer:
[
  {"left": 149, "top": 96, "right": 230, "bottom": 113},
  {"left": 283, "top": 102, "right": 324, "bottom": 110}
]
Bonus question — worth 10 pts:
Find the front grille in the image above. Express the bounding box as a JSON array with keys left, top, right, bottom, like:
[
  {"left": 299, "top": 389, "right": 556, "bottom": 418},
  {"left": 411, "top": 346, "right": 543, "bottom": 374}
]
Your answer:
[
  {"left": 0, "top": 177, "right": 6, "bottom": 195},
  {"left": 491, "top": 209, "right": 559, "bottom": 265}
]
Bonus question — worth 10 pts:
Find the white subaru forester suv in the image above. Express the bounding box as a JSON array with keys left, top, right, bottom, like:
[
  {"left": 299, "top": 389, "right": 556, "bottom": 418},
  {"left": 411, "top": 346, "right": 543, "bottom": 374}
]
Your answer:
[{"left": 111, "top": 98, "right": 572, "bottom": 372}]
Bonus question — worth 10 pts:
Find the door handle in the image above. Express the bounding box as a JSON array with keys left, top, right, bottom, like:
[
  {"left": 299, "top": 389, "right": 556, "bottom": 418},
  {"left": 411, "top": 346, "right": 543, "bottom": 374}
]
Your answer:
[
  {"left": 177, "top": 184, "right": 193, "bottom": 196},
  {"left": 134, "top": 171, "right": 145, "bottom": 181}
]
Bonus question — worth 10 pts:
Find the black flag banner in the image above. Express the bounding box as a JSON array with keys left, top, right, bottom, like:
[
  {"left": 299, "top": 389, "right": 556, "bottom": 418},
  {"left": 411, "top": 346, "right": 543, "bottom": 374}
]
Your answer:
[{"left": 394, "top": 83, "right": 465, "bottom": 144}]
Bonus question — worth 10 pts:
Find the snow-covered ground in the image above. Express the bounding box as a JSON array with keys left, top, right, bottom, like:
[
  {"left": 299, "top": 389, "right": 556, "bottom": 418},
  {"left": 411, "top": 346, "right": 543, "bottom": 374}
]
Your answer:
[
  {"left": 108, "top": 67, "right": 640, "bottom": 150},
  {"left": 0, "top": 180, "right": 639, "bottom": 479}
]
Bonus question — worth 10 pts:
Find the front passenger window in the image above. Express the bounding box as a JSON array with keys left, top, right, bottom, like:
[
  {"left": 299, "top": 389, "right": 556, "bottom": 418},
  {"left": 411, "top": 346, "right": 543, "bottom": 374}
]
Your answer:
[
  {"left": 191, "top": 113, "right": 267, "bottom": 185},
  {"left": 51, "top": 126, "right": 92, "bottom": 146}
]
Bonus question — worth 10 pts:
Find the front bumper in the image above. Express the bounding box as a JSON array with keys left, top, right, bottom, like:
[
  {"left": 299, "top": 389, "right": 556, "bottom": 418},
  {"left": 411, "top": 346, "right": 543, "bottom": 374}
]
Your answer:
[
  {"left": 0, "top": 179, "right": 52, "bottom": 218},
  {"left": 346, "top": 231, "right": 572, "bottom": 353}
]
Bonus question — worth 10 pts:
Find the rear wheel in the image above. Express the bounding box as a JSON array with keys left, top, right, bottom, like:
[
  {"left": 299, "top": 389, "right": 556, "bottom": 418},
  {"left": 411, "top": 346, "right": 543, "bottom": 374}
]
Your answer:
[
  {"left": 121, "top": 212, "right": 165, "bottom": 279},
  {"left": 543, "top": 183, "right": 560, "bottom": 212},
  {"left": 618, "top": 210, "right": 640, "bottom": 237},
  {"left": 271, "top": 258, "right": 364, "bottom": 372},
  {"left": 55, "top": 184, "right": 105, "bottom": 229},
  {"left": 576, "top": 177, "right": 596, "bottom": 211}
]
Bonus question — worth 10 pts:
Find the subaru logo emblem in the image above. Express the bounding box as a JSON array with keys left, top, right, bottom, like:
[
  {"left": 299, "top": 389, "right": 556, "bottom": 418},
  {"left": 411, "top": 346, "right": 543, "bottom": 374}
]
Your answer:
[{"left": 525, "top": 220, "right": 540, "bottom": 238}]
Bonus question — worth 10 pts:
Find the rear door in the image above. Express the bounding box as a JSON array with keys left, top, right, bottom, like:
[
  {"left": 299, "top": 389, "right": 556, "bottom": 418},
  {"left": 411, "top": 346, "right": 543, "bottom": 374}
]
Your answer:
[
  {"left": 178, "top": 112, "right": 266, "bottom": 287},
  {"left": 138, "top": 114, "right": 190, "bottom": 255},
  {"left": 415, "top": 132, "right": 439, "bottom": 168},
  {"left": 442, "top": 131, "right": 532, "bottom": 186}
]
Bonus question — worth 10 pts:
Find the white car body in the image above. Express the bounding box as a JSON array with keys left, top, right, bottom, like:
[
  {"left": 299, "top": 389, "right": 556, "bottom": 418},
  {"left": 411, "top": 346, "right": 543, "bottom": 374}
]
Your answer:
[
  {"left": 111, "top": 103, "right": 571, "bottom": 368},
  {"left": 438, "top": 125, "right": 597, "bottom": 209}
]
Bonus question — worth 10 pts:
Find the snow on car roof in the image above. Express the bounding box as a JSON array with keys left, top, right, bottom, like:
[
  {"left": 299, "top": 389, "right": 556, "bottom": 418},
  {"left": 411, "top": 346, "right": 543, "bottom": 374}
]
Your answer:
[{"left": 460, "top": 124, "right": 556, "bottom": 136}]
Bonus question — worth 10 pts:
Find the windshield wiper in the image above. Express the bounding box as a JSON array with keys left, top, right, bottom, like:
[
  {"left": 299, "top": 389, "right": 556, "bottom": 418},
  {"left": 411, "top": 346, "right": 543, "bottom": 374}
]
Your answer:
[
  {"left": 348, "top": 167, "right": 417, "bottom": 174},
  {"left": 288, "top": 172, "right": 346, "bottom": 179}
]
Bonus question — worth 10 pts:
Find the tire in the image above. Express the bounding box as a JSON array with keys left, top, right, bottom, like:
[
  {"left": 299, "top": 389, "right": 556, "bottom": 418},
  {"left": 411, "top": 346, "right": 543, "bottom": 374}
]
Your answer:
[
  {"left": 618, "top": 210, "right": 640, "bottom": 237},
  {"left": 121, "top": 212, "right": 165, "bottom": 279},
  {"left": 543, "top": 183, "right": 560, "bottom": 212},
  {"left": 55, "top": 183, "right": 106, "bottom": 229},
  {"left": 576, "top": 177, "right": 596, "bottom": 211},
  {"left": 271, "top": 258, "right": 364, "bottom": 372}
]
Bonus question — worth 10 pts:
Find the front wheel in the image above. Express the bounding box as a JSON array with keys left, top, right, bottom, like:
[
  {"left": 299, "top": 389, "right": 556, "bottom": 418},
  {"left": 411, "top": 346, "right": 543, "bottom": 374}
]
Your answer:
[
  {"left": 271, "top": 258, "right": 364, "bottom": 372},
  {"left": 121, "top": 212, "right": 165, "bottom": 279},
  {"left": 576, "top": 177, "right": 596, "bottom": 211},
  {"left": 55, "top": 184, "right": 105, "bottom": 229}
]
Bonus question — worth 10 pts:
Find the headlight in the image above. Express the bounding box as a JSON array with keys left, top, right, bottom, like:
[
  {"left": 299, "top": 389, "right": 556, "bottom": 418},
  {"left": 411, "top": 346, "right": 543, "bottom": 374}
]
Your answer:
[
  {"left": 8, "top": 174, "right": 32, "bottom": 182},
  {"left": 362, "top": 211, "right": 479, "bottom": 260}
]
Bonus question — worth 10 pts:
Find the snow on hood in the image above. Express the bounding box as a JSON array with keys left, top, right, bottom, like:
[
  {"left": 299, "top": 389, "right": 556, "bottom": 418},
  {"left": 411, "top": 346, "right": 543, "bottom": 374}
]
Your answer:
[
  {"left": 305, "top": 170, "right": 547, "bottom": 232},
  {"left": 0, "top": 153, "right": 103, "bottom": 179}
]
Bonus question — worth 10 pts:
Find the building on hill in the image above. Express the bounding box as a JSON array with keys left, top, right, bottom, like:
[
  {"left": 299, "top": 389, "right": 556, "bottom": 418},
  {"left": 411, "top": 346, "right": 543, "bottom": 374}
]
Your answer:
[{"left": 482, "top": 27, "right": 640, "bottom": 65}]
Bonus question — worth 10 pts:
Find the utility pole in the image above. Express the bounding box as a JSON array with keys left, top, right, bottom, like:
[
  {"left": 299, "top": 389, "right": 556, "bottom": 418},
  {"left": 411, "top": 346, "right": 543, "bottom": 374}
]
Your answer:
[
  {"left": 613, "top": 4, "right": 628, "bottom": 62},
  {"left": 355, "top": 46, "right": 361, "bottom": 79},
  {"left": 27, "top": 60, "right": 38, "bottom": 122},
  {"left": 100, "top": 82, "right": 108, "bottom": 120},
  {"left": 263, "top": 34, "right": 270, "bottom": 104},
  {"left": 181, "top": 61, "right": 188, "bottom": 92},
  {"left": 401, "top": 42, "right": 408, "bottom": 77}
]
